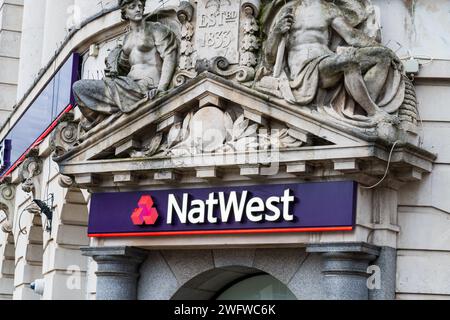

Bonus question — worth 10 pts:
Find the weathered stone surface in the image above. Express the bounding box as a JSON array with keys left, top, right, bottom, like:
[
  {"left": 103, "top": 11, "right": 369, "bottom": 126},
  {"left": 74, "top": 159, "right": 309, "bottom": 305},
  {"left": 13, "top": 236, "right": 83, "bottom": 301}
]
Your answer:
[
  {"left": 72, "top": 1, "right": 181, "bottom": 131},
  {"left": 397, "top": 250, "right": 450, "bottom": 295},
  {"left": 287, "top": 253, "right": 325, "bottom": 300},
  {"left": 162, "top": 250, "right": 214, "bottom": 286},
  {"left": 195, "top": 0, "right": 240, "bottom": 64},
  {"left": 213, "top": 249, "right": 255, "bottom": 269},
  {"left": 253, "top": 248, "right": 306, "bottom": 285},
  {"left": 398, "top": 206, "right": 450, "bottom": 252},
  {"left": 137, "top": 251, "right": 179, "bottom": 300},
  {"left": 307, "top": 242, "right": 380, "bottom": 300},
  {"left": 256, "top": 0, "right": 413, "bottom": 131}
]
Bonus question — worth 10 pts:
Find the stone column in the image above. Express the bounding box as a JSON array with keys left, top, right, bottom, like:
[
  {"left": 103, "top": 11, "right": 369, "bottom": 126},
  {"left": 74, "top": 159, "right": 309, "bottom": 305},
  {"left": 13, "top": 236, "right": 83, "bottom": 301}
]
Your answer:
[
  {"left": 81, "top": 247, "right": 147, "bottom": 300},
  {"left": 307, "top": 242, "right": 380, "bottom": 300}
]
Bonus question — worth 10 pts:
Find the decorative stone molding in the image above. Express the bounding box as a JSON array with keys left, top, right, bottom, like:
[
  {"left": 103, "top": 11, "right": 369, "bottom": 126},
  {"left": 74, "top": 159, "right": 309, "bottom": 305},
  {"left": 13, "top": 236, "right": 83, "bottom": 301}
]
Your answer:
[
  {"left": 173, "top": 1, "right": 197, "bottom": 87},
  {"left": 55, "top": 73, "right": 435, "bottom": 190},
  {"left": 51, "top": 112, "right": 80, "bottom": 163},
  {"left": 240, "top": 1, "right": 261, "bottom": 71},
  {"left": 195, "top": 56, "right": 255, "bottom": 83},
  {"left": 129, "top": 106, "right": 309, "bottom": 159},
  {"left": 18, "top": 149, "right": 42, "bottom": 196},
  {"left": 58, "top": 174, "right": 75, "bottom": 189}
]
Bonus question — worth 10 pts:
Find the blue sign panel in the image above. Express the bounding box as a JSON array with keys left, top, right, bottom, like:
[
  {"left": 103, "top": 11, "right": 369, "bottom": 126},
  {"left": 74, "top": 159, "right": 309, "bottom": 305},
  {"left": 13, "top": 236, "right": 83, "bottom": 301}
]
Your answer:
[
  {"left": 88, "top": 181, "right": 357, "bottom": 238},
  {"left": 0, "top": 53, "right": 80, "bottom": 176}
]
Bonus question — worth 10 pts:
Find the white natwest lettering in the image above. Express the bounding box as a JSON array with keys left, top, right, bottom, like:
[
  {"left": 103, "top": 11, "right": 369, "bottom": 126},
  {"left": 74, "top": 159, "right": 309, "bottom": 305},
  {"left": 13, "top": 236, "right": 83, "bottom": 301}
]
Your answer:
[{"left": 167, "top": 190, "right": 295, "bottom": 225}]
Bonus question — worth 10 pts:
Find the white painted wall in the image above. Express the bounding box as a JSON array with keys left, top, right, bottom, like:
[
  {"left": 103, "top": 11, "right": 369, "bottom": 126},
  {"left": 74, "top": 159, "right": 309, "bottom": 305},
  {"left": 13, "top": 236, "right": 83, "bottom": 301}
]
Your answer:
[
  {"left": 15, "top": 0, "right": 46, "bottom": 100},
  {"left": 0, "top": 0, "right": 23, "bottom": 125}
]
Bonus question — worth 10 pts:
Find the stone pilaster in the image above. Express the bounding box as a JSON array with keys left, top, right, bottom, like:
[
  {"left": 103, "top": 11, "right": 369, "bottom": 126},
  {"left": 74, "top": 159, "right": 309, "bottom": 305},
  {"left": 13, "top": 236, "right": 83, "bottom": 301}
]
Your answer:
[
  {"left": 307, "top": 242, "right": 380, "bottom": 300},
  {"left": 81, "top": 247, "right": 147, "bottom": 300}
]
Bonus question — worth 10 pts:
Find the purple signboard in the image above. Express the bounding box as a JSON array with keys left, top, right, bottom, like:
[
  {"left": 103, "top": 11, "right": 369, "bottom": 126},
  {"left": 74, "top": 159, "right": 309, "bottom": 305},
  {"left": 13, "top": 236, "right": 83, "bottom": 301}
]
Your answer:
[
  {"left": 88, "top": 181, "right": 357, "bottom": 238},
  {"left": 0, "top": 53, "right": 80, "bottom": 178}
]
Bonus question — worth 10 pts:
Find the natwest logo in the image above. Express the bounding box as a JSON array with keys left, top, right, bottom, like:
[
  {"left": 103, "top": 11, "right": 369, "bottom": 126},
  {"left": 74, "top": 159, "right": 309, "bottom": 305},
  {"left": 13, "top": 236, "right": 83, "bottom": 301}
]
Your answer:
[
  {"left": 167, "top": 189, "right": 295, "bottom": 225},
  {"left": 131, "top": 195, "right": 159, "bottom": 226}
]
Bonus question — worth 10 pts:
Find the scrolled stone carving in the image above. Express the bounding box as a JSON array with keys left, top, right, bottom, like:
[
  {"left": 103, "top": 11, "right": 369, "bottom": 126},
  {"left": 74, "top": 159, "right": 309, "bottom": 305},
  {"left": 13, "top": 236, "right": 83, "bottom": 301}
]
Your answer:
[
  {"left": 256, "top": 0, "right": 414, "bottom": 128},
  {"left": 72, "top": 0, "right": 180, "bottom": 131},
  {"left": 0, "top": 178, "right": 16, "bottom": 234},
  {"left": 196, "top": 56, "right": 255, "bottom": 83},
  {"left": 18, "top": 149, "right": 42, "bottom": 195},
  {"left": 58, "top": 174, "right": 75, "bottom": 189},
  {"left": 1, "top": 221, "right": 12, "bottom": 234},
  {"left": 50, "top": 112, "right": 79, "bottom": 162}
]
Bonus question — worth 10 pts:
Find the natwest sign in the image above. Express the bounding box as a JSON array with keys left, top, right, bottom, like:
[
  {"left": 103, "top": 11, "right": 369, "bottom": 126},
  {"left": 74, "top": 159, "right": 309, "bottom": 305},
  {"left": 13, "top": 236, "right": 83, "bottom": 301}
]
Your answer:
[{"left": 88, "top": 181, "right": 357, "bottom": 238}]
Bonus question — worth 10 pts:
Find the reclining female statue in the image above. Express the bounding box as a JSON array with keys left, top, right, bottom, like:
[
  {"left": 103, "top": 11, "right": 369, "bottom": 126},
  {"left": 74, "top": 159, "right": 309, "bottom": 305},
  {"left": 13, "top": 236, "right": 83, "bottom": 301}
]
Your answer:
[{"left": 72, "top": 0, "right": 178, "bottom": 131}]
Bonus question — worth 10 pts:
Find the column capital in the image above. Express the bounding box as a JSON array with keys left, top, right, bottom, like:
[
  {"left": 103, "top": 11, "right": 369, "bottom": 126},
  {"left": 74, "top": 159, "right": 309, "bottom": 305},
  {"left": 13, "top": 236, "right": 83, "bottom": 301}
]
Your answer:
[
  {"left": 307, "top": 242, "right": 381, "bottom": 257},
  {"left": 81, "top": 246, "right": 148, "bottom": 261},
  {"left": 81, "top": 246, "right": 148, "bottom": 300},
  {"left": 306, "top": 242, "right": 381, "bottom": 300}
]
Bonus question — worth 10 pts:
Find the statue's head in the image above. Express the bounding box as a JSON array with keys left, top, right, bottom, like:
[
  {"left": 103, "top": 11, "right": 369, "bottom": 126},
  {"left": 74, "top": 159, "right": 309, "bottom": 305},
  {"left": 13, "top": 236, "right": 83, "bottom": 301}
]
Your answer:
[{"left": 119, "top": 0, "right": 146, "bottom": 22}]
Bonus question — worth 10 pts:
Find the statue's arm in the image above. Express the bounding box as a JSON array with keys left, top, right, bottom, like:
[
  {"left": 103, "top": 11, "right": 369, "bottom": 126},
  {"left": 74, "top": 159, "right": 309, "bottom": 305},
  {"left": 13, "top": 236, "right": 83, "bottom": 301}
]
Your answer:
[
  {"left": 264, "top": 5, "right": 295, "bottom": 67},
  {"left": 152, "top": 23, "right": 178, "bottom": 91},
  {"left": 331, "top": 16, "right": 379, "bottom": 48},
  {"left": 105, "top": 45, "right": 130, "bottom": 77},
  {"left": 158, "top": 49, "right": 177, "bottom": 91}
]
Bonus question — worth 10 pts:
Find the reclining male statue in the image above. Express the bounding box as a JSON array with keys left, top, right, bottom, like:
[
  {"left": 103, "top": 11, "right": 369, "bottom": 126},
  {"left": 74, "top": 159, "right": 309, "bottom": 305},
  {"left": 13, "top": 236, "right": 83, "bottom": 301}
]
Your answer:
[{"left": 258, "top": 0, "right": 405, "bottom": 122}]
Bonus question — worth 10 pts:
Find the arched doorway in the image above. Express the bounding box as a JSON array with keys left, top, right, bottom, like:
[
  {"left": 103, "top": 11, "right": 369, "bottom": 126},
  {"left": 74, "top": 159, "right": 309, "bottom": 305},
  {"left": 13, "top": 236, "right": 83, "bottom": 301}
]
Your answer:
[
  {"left": 216, "top": 274, "right": 297, "bottom": 300},
  {"left": 171, "top": 266, "right": 297, "bottom": 300}
]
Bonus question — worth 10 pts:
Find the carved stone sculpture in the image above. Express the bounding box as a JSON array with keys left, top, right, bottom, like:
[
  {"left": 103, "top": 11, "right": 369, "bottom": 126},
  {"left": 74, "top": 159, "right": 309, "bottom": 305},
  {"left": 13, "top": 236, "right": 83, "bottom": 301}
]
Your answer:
[
  {"left": 256, "top": 0, "right": 408, "bottom": 125},
  {"left": 72, "top": 0, "right": 179, "bottom": 131},
  {"left": 18, "top": 149, "right": 42, "bottom": 196},
  {"left": 240, "top": 1, "right": 261, "bottom": 69},
  {"left": 173, "top": 1, "right": 198, "bottom": 87},
  {"left": 50, "top": 112, "right": 79, "bottom": 162},
  {"left": 129, "top": 104, "right": 309, "bottom": 159}
]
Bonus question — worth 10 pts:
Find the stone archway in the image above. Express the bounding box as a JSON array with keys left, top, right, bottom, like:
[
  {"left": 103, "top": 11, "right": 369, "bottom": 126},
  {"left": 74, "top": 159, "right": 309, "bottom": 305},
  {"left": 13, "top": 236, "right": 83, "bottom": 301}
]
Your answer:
[
  {"left": 41, "top": 187, "right": 89, "bottom": 300},
  {"left": 171, "top": 266, "right": 265, "bottom": 300},
  {"left": 0, "top": 233, "right": 15, "bottom": 300},
  {"left": 136, "top": 248, "right": 313, "bottom": 301},
  {"left": 13, "top": 211, "right": 44, "bottom": 300}
]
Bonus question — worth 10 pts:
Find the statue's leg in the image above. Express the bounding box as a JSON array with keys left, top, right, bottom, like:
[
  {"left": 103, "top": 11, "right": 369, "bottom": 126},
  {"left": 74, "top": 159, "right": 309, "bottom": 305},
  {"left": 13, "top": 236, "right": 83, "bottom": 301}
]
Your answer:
[
  {"left": 318, "top": 54, "right": 354, "bottom": 89},
  {"left": 72, "top": 79, "right": 121, "bottom": 116},
  {"left": 319, "top": 53, "right": 380, "bottom": 117},
  {"left": 355, "top": 47, "right": 392, "bottom": 102}
]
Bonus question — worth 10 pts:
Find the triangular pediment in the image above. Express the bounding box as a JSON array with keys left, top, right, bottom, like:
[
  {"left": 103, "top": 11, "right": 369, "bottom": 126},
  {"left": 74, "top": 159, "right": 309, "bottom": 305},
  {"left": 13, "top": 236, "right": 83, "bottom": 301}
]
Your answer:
[{"left": 52, "top": 73, "right": 435, "bottom": 189}]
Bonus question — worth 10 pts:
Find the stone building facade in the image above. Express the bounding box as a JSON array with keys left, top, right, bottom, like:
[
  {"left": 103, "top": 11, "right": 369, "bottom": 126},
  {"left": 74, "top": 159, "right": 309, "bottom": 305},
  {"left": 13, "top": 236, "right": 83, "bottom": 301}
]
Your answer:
[{"left": 0, "top": 0, "right": 449, "bottom": 300}]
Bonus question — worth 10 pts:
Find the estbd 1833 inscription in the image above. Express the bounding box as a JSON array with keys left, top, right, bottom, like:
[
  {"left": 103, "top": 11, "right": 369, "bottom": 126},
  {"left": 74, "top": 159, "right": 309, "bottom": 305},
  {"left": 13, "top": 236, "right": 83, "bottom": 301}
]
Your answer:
[{"left": 196, "top": 0, "right": 241, "bottom": 64}]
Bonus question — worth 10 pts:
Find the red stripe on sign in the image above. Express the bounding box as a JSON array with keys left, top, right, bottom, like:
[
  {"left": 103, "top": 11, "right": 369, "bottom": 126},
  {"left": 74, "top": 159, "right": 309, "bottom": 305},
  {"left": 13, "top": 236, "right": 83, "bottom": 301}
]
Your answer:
[{"left": 88, "top": 226, "right": 354, "bottom": 238}]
